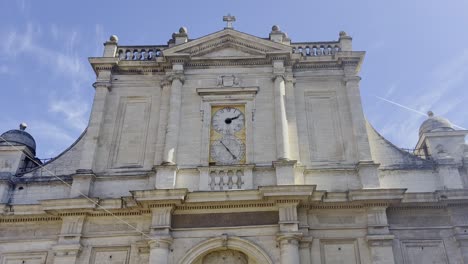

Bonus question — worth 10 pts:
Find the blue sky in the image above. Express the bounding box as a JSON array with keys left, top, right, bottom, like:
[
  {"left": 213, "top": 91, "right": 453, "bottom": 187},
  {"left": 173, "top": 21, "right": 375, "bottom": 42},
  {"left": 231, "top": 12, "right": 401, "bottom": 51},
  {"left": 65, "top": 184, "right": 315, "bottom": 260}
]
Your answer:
[{"left": 1, "top": 0, "right": 467, "bottom": 159}]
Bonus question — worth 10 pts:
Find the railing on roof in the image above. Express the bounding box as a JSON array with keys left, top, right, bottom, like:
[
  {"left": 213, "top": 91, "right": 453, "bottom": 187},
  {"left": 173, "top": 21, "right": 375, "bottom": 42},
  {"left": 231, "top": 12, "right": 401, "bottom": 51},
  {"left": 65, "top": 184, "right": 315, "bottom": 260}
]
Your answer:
[
  {"left": 291, "top": 42, "right": 341, "bottom": 56},
  {"left": 116, "top": 46, "right": 167, "bottom": 61},
  {"left": 400, "top": 147, "right": 430, "bottom": 159}
]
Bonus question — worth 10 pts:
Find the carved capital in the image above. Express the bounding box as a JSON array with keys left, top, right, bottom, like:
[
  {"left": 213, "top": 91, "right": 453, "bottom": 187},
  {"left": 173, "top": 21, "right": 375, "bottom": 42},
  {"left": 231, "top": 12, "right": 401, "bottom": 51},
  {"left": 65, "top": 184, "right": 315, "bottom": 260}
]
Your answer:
[
  {"left": 276, "top": 232, "right": 302, "bottom": 246},
  {"left": 148, "top": 237, "right": 173, "bottom": 249},
  {"left": 167, "top": 72, "right": 185, "bottom": 84},
  {"left": 273, "top": 73, "right": 286, "bottom": 82},
  {"left": 342, "top": 76, "right": 361, "bottom": 85},
  {"left": 92, "top": 81, "right": 112, "bottom": 91},
  {"left": 160, "top": 78, "right": 172, "bottom": 88}
]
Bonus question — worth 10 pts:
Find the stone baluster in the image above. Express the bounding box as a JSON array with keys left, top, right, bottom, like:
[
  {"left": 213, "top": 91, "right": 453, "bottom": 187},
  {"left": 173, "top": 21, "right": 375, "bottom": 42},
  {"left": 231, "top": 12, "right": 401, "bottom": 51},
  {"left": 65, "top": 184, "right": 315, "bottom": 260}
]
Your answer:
[{"left": 162, "top": 65, "right": 184, "bottom": 165}]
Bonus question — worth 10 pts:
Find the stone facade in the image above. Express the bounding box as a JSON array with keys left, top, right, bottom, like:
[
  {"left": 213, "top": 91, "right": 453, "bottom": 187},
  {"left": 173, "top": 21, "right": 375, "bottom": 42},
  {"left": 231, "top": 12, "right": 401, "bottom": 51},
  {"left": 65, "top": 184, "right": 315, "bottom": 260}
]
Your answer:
[{"left": 1, "top": 20, "right": 468, "bottom": 264}]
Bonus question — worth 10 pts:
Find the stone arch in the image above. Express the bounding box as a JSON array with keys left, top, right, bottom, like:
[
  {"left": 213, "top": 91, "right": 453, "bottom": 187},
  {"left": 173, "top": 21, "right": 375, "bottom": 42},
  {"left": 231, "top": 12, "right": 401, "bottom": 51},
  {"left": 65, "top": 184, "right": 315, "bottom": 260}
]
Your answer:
[{"left": 178, "top": 236, "right": 273, "bottom": 264}]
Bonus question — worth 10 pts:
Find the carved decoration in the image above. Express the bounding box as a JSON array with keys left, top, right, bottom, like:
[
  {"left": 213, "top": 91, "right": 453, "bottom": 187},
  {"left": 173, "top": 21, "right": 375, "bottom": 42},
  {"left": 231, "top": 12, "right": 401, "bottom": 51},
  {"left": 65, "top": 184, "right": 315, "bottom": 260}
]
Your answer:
[{"left": 217, "top": 75, "right": 241, "bottom": 87}]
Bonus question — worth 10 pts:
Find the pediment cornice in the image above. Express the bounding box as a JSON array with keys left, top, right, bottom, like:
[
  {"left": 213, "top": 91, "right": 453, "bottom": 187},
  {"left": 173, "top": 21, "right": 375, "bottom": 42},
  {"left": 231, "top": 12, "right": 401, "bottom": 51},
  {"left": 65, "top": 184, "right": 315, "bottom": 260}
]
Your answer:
[{"left": 163, "top": 29, "right": 291, "bottom": 60}]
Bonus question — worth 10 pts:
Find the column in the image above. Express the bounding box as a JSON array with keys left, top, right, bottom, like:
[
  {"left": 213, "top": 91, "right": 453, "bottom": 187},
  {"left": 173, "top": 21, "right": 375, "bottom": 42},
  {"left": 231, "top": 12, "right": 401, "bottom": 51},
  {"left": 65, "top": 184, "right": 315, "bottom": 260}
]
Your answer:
[
  {"left": 154, "top": 80, "right": 171, "bottom": 165},
  {"left": 162, "top": 67, "right": 184, "bottom": 165},
  {"left": 278, "top": 234, "right": 301, "bottom": 264},
  {"left": 273, "top": 60, "right": 290, "bottom": 161},
  {"left": 148, "top": 205, "right": 174, "bottom": 263},
  {"left": 273, "top": 73, "right": 290, "bottom": 161},
  {"left": 366, "top": 206, "right": 396, "bottom": 264},
  {"left": 52, "top": 215, "right": 85, "bottom": 264},
  {"left": 78, "top": 77, "right": 111, "bottom": 172},
  {"left": 148, "top": 238, "right": 173, "bottom": 264}
]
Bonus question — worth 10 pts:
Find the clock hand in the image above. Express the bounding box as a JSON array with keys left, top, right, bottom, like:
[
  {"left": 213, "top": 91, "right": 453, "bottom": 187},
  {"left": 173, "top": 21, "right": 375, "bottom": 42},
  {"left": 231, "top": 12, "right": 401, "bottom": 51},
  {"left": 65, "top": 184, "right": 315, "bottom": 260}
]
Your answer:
[
  {"left": 230, "top": 114, "right": 242, "bottom": 120},
  {"left": 225, "top": 114, "right": 242, "bottom": 124},
  {"left": 220, "top": 140, "right": 237, "bottom": 160}
]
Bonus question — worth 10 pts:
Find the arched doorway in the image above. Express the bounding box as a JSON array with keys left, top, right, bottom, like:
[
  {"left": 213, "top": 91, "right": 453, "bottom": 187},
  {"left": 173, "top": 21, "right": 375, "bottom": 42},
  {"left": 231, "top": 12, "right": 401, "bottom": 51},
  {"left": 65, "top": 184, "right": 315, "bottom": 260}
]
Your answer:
[
  {"left": 178, "top": 236, "right": 273, "bottom": 264},
  {"left": 202, "top": 249, "right": 248, "bottom": 264}
]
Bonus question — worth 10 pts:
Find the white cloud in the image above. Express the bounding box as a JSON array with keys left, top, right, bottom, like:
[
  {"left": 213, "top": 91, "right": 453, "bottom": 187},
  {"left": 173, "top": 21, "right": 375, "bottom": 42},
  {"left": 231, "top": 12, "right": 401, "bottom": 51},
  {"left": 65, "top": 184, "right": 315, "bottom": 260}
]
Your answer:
[
  {"left": 0, "top": 23, "right": 90, "bottom": 83},
  {"left": 372, "top": 49, "right": 468, "bottom": 148},
  {"left": 49, "top": 98, "right": 89, "bottom": 131}
]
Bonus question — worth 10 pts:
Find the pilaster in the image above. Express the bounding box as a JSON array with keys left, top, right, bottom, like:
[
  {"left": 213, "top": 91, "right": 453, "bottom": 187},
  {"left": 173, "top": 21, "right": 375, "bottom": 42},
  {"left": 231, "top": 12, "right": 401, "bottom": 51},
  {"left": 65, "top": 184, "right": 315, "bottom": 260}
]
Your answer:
[
  {"left": 366, "top": 206, "right": 396, "bottom": 264},
  {"left": 273, "top": 160, "right": 302, "bottom": 185},
  {"left": 148, "top": 204, "right": 175, "bottom": 264},
  {"left": 52, "top": 215, "right": 86, "bottom": 264},
  {"left": 357, "top": 161, "right": 380, "bottom": 189},
  {"left": 344, "top": 73, "right": 379, "bottom": 188},
  {"left": 277, "top": 201, "right": 302, "bottom": 264},
  {"left": 70, "top": 170, "right": 96, "bottom": 198},
  {"left": 343, "top": 75, "right": 372, "bottom": 162},
  {"left": 0, "top": 177, "right": 13, "bottom": 204},
  {"left": 78, "top": 75, "right": 112, "bottom": 172},
  {"left": 436, "top": 159, "right": 464, "bottom": 189},
  {"left": 155, "top": 164, "right": 178, "bottom": 189}
]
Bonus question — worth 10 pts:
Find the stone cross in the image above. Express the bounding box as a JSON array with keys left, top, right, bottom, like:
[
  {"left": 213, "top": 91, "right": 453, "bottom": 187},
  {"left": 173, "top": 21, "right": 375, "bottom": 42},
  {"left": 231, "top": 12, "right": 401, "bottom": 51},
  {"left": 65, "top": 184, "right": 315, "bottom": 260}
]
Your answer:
[{"left": 223, "top": 14, "right": 236, "bottom": 29}]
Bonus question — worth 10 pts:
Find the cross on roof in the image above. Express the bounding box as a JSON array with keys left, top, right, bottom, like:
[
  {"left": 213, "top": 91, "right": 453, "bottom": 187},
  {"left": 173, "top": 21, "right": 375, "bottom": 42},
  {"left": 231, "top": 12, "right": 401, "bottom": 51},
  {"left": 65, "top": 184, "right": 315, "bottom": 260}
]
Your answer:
[{"left": 223, "top": 14, "right": 236, "bottom": 29}]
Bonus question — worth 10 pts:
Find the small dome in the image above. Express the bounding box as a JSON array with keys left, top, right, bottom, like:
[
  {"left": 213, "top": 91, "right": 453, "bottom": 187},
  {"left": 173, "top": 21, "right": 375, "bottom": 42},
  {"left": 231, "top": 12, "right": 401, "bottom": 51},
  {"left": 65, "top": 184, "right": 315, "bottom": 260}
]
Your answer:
[
  {"left": 0, "top": 124, "right": 36, "bottom": 155},
  {"left": 419, "top": 111, "right": 455, "bottom": 137}
]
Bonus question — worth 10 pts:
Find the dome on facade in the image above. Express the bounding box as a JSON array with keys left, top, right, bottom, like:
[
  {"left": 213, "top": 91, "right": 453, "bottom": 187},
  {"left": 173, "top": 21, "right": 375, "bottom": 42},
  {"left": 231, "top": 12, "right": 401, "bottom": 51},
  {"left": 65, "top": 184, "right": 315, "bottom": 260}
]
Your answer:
[
  {"left": 419, "top": 111, "right": 455, "bottom": 137},
  {"left": 0, "top": 123, "right": 36, "bottom": 155}
]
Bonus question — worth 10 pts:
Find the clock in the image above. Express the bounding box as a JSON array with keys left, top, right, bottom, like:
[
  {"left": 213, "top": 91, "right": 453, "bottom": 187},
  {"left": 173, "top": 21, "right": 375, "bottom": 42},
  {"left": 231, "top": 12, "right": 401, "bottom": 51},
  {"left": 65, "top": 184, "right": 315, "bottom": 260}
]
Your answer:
[
  {"left": 211, "top": 107, "right": 245, "bottom": 135},
  {"left": 210, "top": 105, "right": 246, "bottom": 165},
  {"left": 210, "top": 136, "right": 245, "bottom": 164}
]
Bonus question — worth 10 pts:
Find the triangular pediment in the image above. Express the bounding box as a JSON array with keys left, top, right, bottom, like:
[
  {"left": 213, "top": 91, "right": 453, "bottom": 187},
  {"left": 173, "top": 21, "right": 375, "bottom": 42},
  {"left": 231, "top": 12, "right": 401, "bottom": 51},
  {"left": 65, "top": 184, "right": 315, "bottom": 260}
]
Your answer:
[{"left": 163, "top": 29, "right": 291, "bottom": 59}]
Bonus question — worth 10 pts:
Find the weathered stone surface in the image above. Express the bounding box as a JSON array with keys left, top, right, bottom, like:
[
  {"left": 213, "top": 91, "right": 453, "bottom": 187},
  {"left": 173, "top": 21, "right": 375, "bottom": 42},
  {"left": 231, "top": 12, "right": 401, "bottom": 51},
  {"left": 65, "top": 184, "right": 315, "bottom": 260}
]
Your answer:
[{"left": 0, "top": 20, "right": 467, "bottom": 264}]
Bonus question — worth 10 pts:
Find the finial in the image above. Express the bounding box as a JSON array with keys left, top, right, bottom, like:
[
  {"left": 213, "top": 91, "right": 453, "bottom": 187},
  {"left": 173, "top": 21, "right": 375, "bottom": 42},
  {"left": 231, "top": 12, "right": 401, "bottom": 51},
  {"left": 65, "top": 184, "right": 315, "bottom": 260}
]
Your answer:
[
  {"left": 223, "top": 14, "right": 236, "bottom": 29},
  {"left": 109, "top": 35, "right": 118, "bottom": 43},
  {"left": 179, "top": 27, "right": 188, "bottom": 34},
  {"left": 339, "top": 31, "right": 347, "bottom": 37},
  {"left": 427, "top": 111, "right": 434, "bottom": 117},
  {"left": 19, "top": 123, "right": 27, "bottom": 131},
  {"left": 272, "top": 25, "right": 280, "bottom": 32}
]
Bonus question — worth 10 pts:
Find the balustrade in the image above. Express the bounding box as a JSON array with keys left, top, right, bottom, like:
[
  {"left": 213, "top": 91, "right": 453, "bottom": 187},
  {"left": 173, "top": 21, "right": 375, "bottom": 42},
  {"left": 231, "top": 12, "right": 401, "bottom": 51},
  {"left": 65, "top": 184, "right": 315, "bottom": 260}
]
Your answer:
[
  {"left": 291, "top": 42, "right": 341, "bottom": 56},
  {"left": 116, "top": 46, "right": 165, "bottom": 61},
  {"left": 208, "top": 169, "right": 245, "bottom": 190}
]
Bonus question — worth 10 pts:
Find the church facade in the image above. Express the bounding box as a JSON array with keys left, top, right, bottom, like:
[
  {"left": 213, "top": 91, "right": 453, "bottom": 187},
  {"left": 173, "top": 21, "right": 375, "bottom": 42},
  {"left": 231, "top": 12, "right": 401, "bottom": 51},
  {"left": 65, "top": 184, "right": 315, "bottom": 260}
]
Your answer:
[{"left": 1, "top": 18, "right": 468, "bottom": 264}]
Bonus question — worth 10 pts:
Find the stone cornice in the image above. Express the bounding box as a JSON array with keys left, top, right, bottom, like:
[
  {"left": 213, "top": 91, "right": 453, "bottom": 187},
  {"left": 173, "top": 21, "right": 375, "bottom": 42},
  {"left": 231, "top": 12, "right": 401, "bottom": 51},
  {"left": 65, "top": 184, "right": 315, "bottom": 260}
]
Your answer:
[
  {"left": 5, "top": 188, "right": 468, "bottom": 221},
  {"left": 88, "top": 57, "right": 119, "bottom": 76}
]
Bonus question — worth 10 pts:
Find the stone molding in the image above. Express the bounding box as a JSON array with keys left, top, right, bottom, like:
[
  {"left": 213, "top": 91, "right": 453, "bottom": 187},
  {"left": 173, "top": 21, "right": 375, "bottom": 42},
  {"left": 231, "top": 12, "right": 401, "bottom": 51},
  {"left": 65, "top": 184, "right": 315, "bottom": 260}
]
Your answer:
[
  {"left": 366, "top": 235, "right": 395, "bottom": 247},
  {"left": 178, "top": 235, "right": 273, "bottom": 264},
  {"left": 6, "top": 188, "right": 468, "bottom": 223}
]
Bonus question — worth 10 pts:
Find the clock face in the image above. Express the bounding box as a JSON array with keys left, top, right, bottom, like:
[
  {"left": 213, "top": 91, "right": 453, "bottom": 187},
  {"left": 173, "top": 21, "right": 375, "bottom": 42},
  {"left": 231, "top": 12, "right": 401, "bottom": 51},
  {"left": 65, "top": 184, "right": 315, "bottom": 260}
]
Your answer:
[
  {"left": 212, "top": 107, "right": 245, "bottom": 135},
  {"left": 210, "top": 137, "right": 245, "bottom": 164}
]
